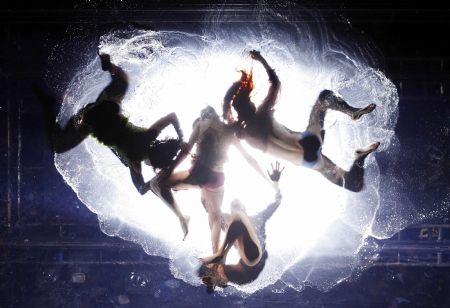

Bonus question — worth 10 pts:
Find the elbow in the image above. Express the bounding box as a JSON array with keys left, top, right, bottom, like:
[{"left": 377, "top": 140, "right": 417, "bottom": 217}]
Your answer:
[
  {"left": 166, "top": 112, "right": 178, "bottom": 124},
  {"left": 271, "top": 77, "right": 280, "bottom": 89},
  {"left": 268, "top": 69, "right": 280, "bottom": 85}
]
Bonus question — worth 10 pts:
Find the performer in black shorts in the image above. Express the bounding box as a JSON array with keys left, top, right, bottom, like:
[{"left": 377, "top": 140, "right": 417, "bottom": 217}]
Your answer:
[{"left": 223, "top": 50, "right": 379, "bottom": 192}]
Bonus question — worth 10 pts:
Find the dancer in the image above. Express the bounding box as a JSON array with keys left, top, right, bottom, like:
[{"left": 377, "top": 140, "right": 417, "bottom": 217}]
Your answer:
[
  {"left": 35, "top": 52, "right": 184, "bottom": 195},
  {"left": 149, "top": 106, "right": 275, "bottom": 243},
  {"left": 198, "top": 161, "right": 284, "bottom": 292},
  {"left": 222, "top": 50, "right": 379, "bottom": 192}
]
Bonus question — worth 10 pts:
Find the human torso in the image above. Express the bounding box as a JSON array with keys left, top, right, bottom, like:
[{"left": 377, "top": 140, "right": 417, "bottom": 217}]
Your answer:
[
  {"left": 82, "top": 100, "right": 156, "bottom": 164},
  {"left": 241, "top": 113, "right": 307, "bottom": 165},
  {"left": 194, "top": 119, "right": 235, "bottom": 172}
]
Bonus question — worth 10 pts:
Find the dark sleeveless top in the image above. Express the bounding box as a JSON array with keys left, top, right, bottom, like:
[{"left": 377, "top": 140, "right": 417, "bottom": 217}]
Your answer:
[{"left": 82, "top": 100, "right": 158, "bottom": 163}]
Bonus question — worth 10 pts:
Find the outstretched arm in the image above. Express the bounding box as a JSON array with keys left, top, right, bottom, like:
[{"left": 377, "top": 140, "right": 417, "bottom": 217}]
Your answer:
[
  {"left": 257, "top": 161, "right": 284, "bottom": 222},
  {"left": 223, "top": 81, "right": 241, "bottom": 123},
  {"left": 233, "top": 137, "right": 273, "bottom": 187},
  {"left": 99, "top": 53, "right": 128, "bottom": 80},
  {"left": 258, "top": 189, "right": 282, "bottom": 223},
  {"left": 149, "top": 112, "right": 184, "bottom": 140},
  {"left": 250, "top": 51, "right": 281, "bottom": 113},
  {"left": 98, "top": 53, "right": 129, "bottom": 104}
]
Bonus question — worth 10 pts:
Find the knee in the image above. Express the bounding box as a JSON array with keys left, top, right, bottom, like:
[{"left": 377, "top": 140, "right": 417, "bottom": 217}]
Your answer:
[
  {"left": 318, "top": 89, "right": 334, "bottom": 101},
  {"left": 208, "top": 211, "right": 222, "bottom": 225},
  {"left": 138, "top": 186, "right": 147, "bottom": 195},
  {"left": 345, "top": 184, "right": 363, "bottom": 193},
  {"left": 343, "top": 177, "right": 364, "bottom": 192}
]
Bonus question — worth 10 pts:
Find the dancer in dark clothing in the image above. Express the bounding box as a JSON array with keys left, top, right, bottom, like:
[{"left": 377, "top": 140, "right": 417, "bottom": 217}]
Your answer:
[
  {"left": 36, "top": 52, "right": 184, "bottom": 195},
  {"left": 198, "top": 162, "right": 284, "bottom": 292},
  {"left": 223, "top": 50, "right": 379, "bottom": 192}
]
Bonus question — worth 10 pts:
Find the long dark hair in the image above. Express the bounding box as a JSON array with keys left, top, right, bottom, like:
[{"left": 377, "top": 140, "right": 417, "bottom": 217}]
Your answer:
[{"left": 147, "top": 138, "right": 181, "bottom": 170}]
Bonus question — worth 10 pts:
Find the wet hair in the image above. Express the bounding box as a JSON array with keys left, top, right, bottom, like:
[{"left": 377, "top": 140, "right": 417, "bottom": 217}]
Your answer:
[
  {"left": 299, "top": 135, "right": 321, "bottom": 163},
  {"left": 147, "top": 138, "right": 181, "bottom": 170},
  {"left": 198, "top": 264, "right": 228, "bottom": 293},
  {"left": 200, "top": 105, "right": 219, "bottom": 120},
  {"left": 223, "top": 70, "right": 256, "bottom": 123}
]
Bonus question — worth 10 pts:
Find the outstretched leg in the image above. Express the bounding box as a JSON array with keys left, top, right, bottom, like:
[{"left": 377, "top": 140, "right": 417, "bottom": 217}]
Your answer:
[
  {"left": 149, "top": 170, "right": 192, "bottom": 240},
  {"left": 306, "top": 90, "right": 376, "bottom": 139},
  {"left": 34, "top": 86, "right": 91, "bottom": 153},
  {"left": 202, "top": 214, "right": 261, "bottom": 266},
  {"left": 201, "top": 187, "right": 225, "bottom": 254},
  {"left": 318, "top": 142, "right": 380, "bottom": 192},
  {"left": 129, "top": 162, "right": 152, "bottom": 195}
]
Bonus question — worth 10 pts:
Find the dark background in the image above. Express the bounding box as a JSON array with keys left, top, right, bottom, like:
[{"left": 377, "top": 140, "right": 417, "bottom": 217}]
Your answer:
[{"left": 1, "top": 1, "right": 449, "bottom": 307}]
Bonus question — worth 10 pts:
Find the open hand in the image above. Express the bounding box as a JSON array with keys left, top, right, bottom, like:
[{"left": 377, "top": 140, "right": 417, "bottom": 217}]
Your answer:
[{"left": 267, "top": 161, "right": 284, "bottom": 182}]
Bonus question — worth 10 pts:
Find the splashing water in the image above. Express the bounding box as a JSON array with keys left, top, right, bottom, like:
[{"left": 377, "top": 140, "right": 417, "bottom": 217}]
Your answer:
[{"left": 55, "top": 4, "right": 402, "bottom": 295}]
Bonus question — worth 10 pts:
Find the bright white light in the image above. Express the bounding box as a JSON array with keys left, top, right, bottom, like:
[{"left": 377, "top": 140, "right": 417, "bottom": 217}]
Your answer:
[{"left": 56, "top": 28, "right": 399, "bottom": 294}]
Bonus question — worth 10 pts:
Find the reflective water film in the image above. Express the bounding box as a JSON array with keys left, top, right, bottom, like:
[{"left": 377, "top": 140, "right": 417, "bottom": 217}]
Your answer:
[{"left": 54, "top": 3, "right": 407, "bottom": 295}]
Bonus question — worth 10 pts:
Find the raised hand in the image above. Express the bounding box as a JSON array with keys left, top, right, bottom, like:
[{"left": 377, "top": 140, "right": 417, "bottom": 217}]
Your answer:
[
  {"left": 99, "top": 53, "right": 112, "bottom": 71},
  {"left": 249, "top": 50, "right": 262, "bottom": 61},
  {"left": 267, "top": 161, "right": 284, "bottom": 182}
]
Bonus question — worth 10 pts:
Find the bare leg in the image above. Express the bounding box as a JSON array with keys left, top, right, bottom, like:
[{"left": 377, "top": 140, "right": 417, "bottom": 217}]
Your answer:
[
  {"left": 129, "top": 162, "right": 151, "bottom": 195},
  {"left": 52, "top": 117, "right": 91, "bottom": 153},
  {"left": 307, "top": 90, "right": 376, "bottom": 139},
  {"left": 318, "top": 142, "right": 380, "bottom": 192},
  {"left": 201, "top": 187, "right": 225, "bottom": 253},
  {"left": 202, "top": 218, "right": 260, "bottom": 265},
  {"left": 149, "top": 170, "right": 193, "bottom": 240},
  {"left": 305, "top": 90, "right": 379, "bottom": 191},
  {"left": 201, "top": 220, "right": 242, "bottom": 265},
  {"left": 34, "top": 86, "right": 91, "bottom": 153}
]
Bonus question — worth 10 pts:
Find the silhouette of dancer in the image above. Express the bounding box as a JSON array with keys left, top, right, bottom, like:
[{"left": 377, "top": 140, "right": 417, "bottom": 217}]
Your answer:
[
  {"left": 149, "top": 106, "right": 275, "bottom": 243},
  {"left": 198, "top": 161, "right": 284, "bottom": 292},
  {"left": 36, "top": 52, "right": 184, "bottom": 195},
  {"left": 223, "top": 50, "right": 379, "bottom": 192}
]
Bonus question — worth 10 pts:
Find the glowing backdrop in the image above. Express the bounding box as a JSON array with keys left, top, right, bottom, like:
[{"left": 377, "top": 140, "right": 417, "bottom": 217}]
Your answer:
[{"left": 54, "top": 6, "right": 402, "bottom": 295}]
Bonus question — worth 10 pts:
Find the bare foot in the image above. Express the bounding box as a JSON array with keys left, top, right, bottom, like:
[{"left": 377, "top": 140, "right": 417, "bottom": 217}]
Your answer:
[
  {"left": 180, "top": 215, "right": 190, "bottom": 241},
  {"left": 199, "top": 253, "right": 223, "bottom": 265},
  {"left": 355, "top": 142, "right": 380, "bottom": 159},
  {"left": 352, "top": 103, "right": 376, "bottom": 120}
]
